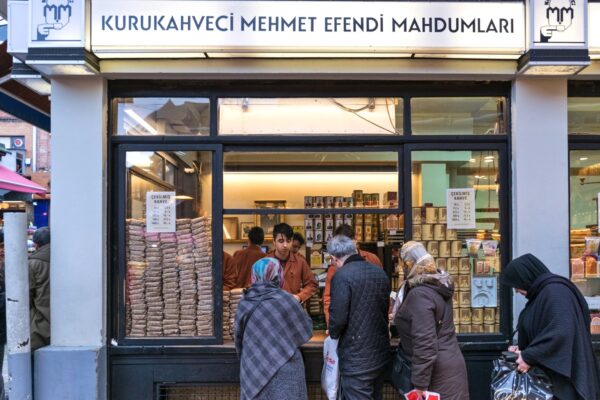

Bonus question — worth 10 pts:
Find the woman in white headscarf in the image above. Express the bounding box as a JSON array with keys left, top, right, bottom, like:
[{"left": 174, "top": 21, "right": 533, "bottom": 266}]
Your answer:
[{"left": 393, "top": 241, "right": 469, "bottom": 400}]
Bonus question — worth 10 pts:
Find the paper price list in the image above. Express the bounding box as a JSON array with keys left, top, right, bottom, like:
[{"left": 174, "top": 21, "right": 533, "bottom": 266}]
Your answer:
[
  {"left": 146, "top": 191, "right": 176, "bottom": 233},
  {"left": 446, "top": 188, "right": 476, "bottom": 230}
]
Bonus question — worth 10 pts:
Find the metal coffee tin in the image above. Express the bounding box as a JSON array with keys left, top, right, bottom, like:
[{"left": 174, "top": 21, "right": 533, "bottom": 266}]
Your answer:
[
  {"left": 459, "top": 257, "right": 471, "bottom": 274},
  {"left": 471, "top": 308, "right": 484, "bottom": 324},
  {"left": 459, "top": 290, "right": 471, "bottom": 307}
]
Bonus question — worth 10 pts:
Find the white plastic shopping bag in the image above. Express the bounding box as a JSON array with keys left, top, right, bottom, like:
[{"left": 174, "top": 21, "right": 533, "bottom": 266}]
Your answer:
[{"left": 321, "top": 336, "right": 340, "bottom": 400}]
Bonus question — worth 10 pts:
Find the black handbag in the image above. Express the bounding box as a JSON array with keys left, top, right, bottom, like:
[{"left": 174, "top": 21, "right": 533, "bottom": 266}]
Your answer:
[
  {"left": 491, "top": 351, "right": 554, "bottom": 400},
  {"left": 391, "top": 346, "right": 413, "bottom": 394}
]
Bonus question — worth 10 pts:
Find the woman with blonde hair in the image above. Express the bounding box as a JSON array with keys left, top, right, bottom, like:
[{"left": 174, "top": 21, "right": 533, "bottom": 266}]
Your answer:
[{"left": 393, "top": 241, "right": 469, "bottom": 400}]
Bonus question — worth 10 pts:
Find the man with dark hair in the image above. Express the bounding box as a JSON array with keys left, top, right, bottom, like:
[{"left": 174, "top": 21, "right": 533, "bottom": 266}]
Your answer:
[
  {"left": 266, "top": 223, "right": 317, "bottom": 303},
  {"left": 327, "top": 235, "right": 390, "bottom": 399},
  {"left": 291, "top": 232, "right": 306, "bottom": 260},
  {"left": 29, "top": 226, "right": 50, "bottom": 350},
  {"left": 323, "top": 224, "right": 383, "bottom": 324},
  {"left": 233, "top": 226, "right": 265, "bottom": 288}
]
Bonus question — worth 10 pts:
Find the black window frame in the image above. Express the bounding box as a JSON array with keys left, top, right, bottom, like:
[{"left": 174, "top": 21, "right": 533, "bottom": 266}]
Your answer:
[
  {"left": 108, "top": 80, "right": 512, "bottom": 347},
  {"left": 568, "top": 80, "right": 600, "bottom": 340}
]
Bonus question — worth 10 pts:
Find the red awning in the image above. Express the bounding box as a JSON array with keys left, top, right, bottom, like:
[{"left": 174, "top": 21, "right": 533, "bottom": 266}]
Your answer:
[{"left": 0, "top": 165, "right": 47, "bottom": 194}]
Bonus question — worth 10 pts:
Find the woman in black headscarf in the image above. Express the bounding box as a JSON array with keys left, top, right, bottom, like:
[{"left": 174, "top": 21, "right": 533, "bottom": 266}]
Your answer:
[{"left": 502, "top": 253, "right": 600, "bottom": 400}]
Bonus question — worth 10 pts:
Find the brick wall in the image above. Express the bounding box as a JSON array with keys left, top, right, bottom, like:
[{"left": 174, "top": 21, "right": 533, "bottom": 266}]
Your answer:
[{"left": 0, "top": 110, "right": 51, "bottom": 189}]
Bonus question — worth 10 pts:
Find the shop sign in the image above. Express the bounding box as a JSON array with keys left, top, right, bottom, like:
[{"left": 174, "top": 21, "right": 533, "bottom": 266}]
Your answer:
[
  {"left": 146, "top": 191, "right": 176, "bottom": 233},
  {"left": 530, "top": 0, "right": 587, "bottom": 48},
  {"left": 29, "top": 0, "right": 86, "bottom": 47},
  {"left": 585, "top": 296, "right": 600, "bottom": 311},
  {"left": 91, "top": 1, "right": 525, "bottom": 56},
  {"left": 446, "top": 188, "right": 476, "bottom": 230},
  {"left": 590, "top": 3, "right": 600, "bottom": 52}
]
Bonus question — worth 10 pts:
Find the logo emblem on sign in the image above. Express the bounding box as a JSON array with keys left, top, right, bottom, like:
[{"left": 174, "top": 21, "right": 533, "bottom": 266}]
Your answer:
[
  {"left": 37, "top": 0, "right": 74, "bottom": 41},
  {"left": 540, "top": 0, "right": 576, "bottom": 42}
]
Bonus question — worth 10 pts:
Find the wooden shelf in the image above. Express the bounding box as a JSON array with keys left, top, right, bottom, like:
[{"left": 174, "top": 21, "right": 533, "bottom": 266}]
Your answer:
[{"left": 223, "top": 239, "right": 246, "bottom": 244}]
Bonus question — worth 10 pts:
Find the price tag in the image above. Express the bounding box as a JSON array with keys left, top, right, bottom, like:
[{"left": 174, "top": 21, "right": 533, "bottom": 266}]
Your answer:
[
  {"left": 377, "top": 241, "right": 385, "bottom": 247},
  {"left": 390, "top": 229, "right": 397, "bottom": 235}
]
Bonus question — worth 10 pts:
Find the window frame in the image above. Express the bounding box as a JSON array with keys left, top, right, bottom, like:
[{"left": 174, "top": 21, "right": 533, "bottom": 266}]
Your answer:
[
  {"left": 108, "top": 81, "right": 512, "bottom": 347},
  {"left": 568, "top": 81, "right": 600, "bottom": 339}
]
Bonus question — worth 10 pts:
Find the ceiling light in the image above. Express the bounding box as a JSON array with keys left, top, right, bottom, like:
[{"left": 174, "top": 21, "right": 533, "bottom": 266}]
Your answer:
[
  {"left": 580, "top": 157, "right": 589, "bottom": 161},
  {"left": 469, "top": 158, "right": 476, "bottom": 163}
]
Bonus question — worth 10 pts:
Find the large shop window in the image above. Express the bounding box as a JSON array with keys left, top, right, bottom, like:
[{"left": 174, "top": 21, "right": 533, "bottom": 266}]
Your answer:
[
  {"left": 218, "top": 98, "right": 403, "bottom": 135},
  {"left": 569, "top": 151, "right": 600, "bottom": 335},
  {"left": 411, "top": 97, "right": 507, "bottom": 136},
  {"left": 125, "top": 150, "right": 214, "bottom": 338},
  {"left": 223, "top": 151, "right": 404, "bottom": 336},
  {"left": 114, "top": 98, "right": 210, "bottom": 136},
  {"left": 411, "top": 150, "right": 502, "bottom": 334},
  {"left": 112, "top": 85, "right": 510, "bottom": 345},
  {"left": 568, "top": 97, "right": 600, "bottom": 135}
]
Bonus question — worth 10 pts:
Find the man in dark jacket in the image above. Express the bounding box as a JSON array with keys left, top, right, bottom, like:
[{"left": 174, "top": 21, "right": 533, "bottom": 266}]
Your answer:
[
  {"left": 327, "top": 235, "right": 391, "bottom": 400},
  {"left": 29, "top": 226, "right": 50, "bottom": 351}
]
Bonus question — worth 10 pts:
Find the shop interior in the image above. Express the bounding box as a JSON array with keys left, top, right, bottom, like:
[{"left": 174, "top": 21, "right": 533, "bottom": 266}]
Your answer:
[{"left": 123, "top": 147, "right": 504, "bottom": 340}]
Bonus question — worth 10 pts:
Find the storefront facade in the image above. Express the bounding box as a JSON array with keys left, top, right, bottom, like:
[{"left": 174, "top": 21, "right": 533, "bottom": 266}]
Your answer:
[{"left": 7, "top": 0, "right": 600, "bottom": 399}]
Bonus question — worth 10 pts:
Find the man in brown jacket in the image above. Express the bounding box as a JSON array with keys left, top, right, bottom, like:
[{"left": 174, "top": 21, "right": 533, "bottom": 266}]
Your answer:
[
  {"left": 233, "top": 227, "right": 265, "bottom": 288},
  {"left": 222, "top": 251, "right": 238, "bottom": 290},
  {"left": 29, "top": 226, "right": 50, "bottom": 351},
  {"left": 265, "top": 223, "right": 317, "bottom": 303},
  {"left": 323, "top": 224, "right": 383, "bottom": 324}
]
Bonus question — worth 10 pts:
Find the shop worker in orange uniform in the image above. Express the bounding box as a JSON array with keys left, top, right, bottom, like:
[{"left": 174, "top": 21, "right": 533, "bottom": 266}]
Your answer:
[
  {"left": 323, "top": 224, "right": 383, "bottom": 324},
  {"left": 222, "top": 251, "right": 238, "bottom": 290},
  {"left": 233, "top": 227, "right": 265, "bottom": 288},
  {"left": 266, "top": 223, "right": 318, "bottom": 303}
]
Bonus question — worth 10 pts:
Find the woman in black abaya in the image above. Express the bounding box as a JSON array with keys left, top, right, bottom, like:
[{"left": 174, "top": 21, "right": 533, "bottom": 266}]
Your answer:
[{"left": 502, "top": 253, "right": 600, "bottom": 400}]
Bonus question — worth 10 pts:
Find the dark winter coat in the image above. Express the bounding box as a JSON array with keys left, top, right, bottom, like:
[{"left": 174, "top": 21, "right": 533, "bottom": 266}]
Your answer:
[
  {"left": 234, "top": 282, "right": 313, "bottom": 400},
  {"left": 394, "top": 283, "right": 469, "bottom": 400},
  {"left": 328, "top": 254, "right": 391, "bottom": 376},
  {"left": 29, "top": 244, "right": 50, "bottom": 351},
  {"left": 503, "top": 254, "right": 600, "bottom": 400}
]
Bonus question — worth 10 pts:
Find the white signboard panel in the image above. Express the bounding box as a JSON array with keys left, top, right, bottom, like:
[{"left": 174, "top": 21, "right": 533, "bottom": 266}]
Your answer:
[
  {"left": 446, "top": 188, "right": 476, "bottom": 230},
  {"left": 585, "top": 296, "right": 600, "bottom": 311},
  {"left": 91, "top": 1, "right": 525, "bottom": 56},
  {"left": 29, "top": 0, "right": 86, "bottom": 47},
  {"left": 531, "top": 0, "right": 586, "bottom": 47},
  {"left": 146, "top": 191, "right": 176, "bottom": 233},
  {"left": 590, "top": 3, "right": 600, "bottom": 52}
]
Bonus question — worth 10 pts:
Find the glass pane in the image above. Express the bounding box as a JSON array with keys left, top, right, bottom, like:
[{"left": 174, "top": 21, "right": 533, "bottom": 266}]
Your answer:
[
  {"left": 114, "top": 98, "right": 210, "bottom": 136},
  {"left": 411, "top": 150, "right": 502, "bottom": 334},
  {"left": 569, "top": 150, "right": 600, "bottom": 334},
  {"left": 218, "top": 98, "right": 403, "bottom": 135},
  {"left": 125, "top": 150, "right": 214, "bottom": 338},
  {"left": 568, "top": 98, "right": 600, "bottom": 135},
  {"left": 411, "top": 97, "right": 507, "bottom": 135},
  {"left": 222, "top": 212, "right": 404, "bottom": 342},
  {"left": 224, "top": 152, "right": 399, "bottom": 209}
]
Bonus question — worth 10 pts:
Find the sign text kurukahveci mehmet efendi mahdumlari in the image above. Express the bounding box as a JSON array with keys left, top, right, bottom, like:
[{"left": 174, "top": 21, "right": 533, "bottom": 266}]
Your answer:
[{"left": 100, "top": 14, "right": 515, "bottom": 34}]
